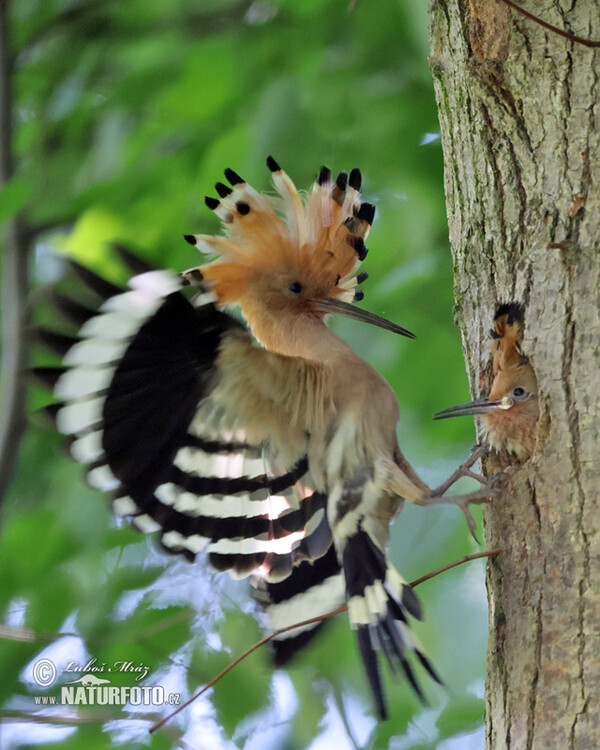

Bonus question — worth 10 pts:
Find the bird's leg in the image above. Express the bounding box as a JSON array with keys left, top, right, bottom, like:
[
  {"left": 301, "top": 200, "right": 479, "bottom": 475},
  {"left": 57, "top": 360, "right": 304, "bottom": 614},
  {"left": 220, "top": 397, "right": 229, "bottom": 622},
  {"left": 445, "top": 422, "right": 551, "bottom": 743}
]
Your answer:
[{"left": 430, "top": 444, "right": 487, "bottom": 497}]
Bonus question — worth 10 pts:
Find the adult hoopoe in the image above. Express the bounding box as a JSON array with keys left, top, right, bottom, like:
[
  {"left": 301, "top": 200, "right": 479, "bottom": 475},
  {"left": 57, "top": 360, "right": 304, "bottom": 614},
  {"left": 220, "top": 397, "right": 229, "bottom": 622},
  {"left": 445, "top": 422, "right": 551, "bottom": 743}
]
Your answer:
[
  {"left": 434, "top": 303, "right": 539, "bottom": 460},
  {"left": 36, "top": 158, "right": 441, "bottom": 719}
]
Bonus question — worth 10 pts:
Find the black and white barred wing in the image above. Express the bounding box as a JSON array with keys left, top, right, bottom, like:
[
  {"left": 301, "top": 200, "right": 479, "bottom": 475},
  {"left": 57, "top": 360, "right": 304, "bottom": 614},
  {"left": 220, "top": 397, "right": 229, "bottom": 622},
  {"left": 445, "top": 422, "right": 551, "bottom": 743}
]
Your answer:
[{"left": 36, "top": 254, "right": 330, "bottom": 582}]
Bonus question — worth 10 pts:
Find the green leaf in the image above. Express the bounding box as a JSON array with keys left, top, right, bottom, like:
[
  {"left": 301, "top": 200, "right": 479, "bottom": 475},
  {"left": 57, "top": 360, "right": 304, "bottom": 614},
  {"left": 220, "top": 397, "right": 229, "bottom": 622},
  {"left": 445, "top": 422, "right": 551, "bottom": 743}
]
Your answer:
[
  {"left": 208, "top": 610, "right": 272, "bottom": 739},
  {"left": 0, "top": 177, "right": 31, "bottom": 222},
  {"left": 436, "top": 696, "right": 485, "bottom": 739}
]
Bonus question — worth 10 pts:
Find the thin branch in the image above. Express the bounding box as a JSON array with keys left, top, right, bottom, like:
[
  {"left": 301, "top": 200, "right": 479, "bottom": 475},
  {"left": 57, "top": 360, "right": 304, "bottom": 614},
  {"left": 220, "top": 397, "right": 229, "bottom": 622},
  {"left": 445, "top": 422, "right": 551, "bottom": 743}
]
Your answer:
[
  {"left": 0, "top": 0, "right": 31, "bottom": 506},
  {"left": 150, "top": 548, "right": 501, "bottom": 734},
  {"left": 409, "top": 547, "right": 500, "bottom": 587},
  {"left": 498, "top": 0, "right": 600, "bottom": 48}
]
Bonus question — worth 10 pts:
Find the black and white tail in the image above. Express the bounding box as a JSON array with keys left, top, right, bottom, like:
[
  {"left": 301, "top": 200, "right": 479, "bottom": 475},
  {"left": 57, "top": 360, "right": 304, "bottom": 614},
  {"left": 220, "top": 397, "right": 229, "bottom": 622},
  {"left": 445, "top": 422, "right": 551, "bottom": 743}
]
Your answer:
[{"left": 342, "top": 527, "right": 441, "bottom": 719}]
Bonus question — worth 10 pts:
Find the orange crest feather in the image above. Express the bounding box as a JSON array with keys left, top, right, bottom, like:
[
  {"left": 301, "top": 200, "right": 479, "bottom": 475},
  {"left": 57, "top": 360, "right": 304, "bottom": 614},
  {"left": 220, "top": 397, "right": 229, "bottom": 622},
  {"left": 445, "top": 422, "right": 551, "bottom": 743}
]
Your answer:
[
  {"left": 491, "top": 303, "right": 527, "bottom": 373},
  {"left": 187, "top": 159, "right": 373, "bottom": 306}
]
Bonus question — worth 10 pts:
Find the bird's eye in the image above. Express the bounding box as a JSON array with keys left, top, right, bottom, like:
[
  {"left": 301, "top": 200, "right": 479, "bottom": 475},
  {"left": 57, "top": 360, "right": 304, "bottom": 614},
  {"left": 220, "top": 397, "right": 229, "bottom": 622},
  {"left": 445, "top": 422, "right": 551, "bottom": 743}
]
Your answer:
[
  {"left": 288, "top": 281, "right": 303, "bottom": 295},
  {"left": 512, "top": 387, "right": 527, "bottom": 399}
]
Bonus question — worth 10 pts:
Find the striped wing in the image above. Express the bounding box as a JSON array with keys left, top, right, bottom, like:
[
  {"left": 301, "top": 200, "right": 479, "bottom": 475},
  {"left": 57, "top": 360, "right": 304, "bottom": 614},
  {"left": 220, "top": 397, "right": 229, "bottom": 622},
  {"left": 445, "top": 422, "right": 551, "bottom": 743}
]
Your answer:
[
  {"left": 254, "top": 545, "right": 345, "bottom": 663},
  {"left": 36, "top": 250, "right": 331, "bottom": 583}
]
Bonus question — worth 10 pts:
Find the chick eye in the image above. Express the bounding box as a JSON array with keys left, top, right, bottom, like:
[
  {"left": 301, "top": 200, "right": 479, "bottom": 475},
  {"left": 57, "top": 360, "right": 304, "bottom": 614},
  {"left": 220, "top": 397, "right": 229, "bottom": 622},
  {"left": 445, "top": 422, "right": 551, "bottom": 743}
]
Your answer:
[
  {"left": 512, "top": 387, "right": 527, "bottom": 399},
  {"left": 288, "top": 281, "right": 303, "bottom": 295}
]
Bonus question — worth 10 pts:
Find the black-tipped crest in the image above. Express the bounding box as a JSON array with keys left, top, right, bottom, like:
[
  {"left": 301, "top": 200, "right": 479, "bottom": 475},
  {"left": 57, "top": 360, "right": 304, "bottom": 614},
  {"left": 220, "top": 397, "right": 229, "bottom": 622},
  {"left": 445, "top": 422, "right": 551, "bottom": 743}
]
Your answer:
[
  {"left": 317, "top": 166, "right": 332, "bottom": 186},
  {"left": 200, "top": 158, "right": 377, "bottom": 316},
  {"left": 349, "top": 168, "right": 362, "bottom": 191},
  {"left": 353, "top": 288, "right": 364, "bottom": 302},
  {"left": 356, "top": 202, "right": 376, "bottom": 225},
  {"left": 205, "top": 196, "right": 220, "bottom": 210},
  {"left": 215, "top": 182, "right": 233, "bottom": 198},
  {"left": 331, "top": 171, "right": 348, "bottom": 206},
  {"left": 348, "top": 235, "right": 368, "bottom": 261},
  {"left": 335, "top": 171, "right": 348, "bottom": 190},
  {"left": 266, "top": 155, "right": 280, "bottom": 172},
  {"left": 495, "top": 302, "right": 525, "bottom": 326},
  {"left": 183, "top": 234, "right": 196, "bottom": 246},
  {"left": 224, "top": 168, "right": 244, "bottom": 186},
  {"left": 357, "top": 272, "right": 369, "bottom": 284}
]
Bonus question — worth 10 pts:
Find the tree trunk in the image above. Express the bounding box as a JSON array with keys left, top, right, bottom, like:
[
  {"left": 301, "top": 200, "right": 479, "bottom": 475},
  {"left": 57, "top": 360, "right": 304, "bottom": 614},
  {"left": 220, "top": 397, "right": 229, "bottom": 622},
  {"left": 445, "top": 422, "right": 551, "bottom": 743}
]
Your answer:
[{"left": 429, "top": 1, "right": 599, "bottom": 748}]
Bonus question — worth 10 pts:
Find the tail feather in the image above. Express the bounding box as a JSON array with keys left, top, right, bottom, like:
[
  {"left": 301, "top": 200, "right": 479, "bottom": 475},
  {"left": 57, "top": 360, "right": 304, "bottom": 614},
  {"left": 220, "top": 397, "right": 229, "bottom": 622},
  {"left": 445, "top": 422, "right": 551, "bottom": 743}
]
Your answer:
[
  {"left": 377, "top": 612, "right": 426, "bottom": 702},
  {"left": 357, "top": 626, "right": 387, "bottom": 720},
  {"left": 342, "top": 527, "right": 440, "bottom": 718}
]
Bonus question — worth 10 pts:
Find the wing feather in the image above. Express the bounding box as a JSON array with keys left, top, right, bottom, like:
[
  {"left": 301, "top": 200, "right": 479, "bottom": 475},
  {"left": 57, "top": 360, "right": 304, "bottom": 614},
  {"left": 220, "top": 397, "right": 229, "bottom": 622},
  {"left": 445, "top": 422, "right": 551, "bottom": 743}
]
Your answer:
[{"left": 37, "top": 256, "right": 334, "bottom": 583}]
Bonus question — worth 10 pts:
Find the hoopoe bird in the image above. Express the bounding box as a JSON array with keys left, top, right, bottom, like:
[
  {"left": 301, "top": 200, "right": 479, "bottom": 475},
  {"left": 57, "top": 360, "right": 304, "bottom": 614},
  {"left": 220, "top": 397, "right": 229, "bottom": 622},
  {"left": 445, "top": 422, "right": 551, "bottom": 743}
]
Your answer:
[
  {"left": 434, "top": 303, "right": 539, "bottom": 460},
  {"left": 36, "top": 158, "right": 441, "bottom": 719}
]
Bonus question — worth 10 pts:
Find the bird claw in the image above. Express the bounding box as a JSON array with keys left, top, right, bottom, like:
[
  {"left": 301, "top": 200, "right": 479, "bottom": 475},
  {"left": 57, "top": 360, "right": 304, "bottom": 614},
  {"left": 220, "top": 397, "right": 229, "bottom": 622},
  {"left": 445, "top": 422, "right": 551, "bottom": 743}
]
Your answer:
[
  {"left": 430, "top": 445, "right": 487, "bottom": 498},
  {"left": 420, "top": 479, "right": 503, "bottom": 543},
  {"left": 424, "top": 446, "right": 517, "bottom": 539},
  {"left": 444, "top": 484, "right": 501, "bottom": 543}
]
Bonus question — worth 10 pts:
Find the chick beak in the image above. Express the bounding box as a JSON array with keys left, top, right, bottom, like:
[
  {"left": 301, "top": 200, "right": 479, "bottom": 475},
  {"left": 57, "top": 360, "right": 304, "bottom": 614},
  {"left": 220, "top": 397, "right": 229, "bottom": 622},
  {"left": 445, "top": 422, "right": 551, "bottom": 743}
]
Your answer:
[
  {"left": 433, "top": 396, "right": 514, "bottom": 420},
  {"left": 314, "top": 297, "right": 416, "bottom": 339}
]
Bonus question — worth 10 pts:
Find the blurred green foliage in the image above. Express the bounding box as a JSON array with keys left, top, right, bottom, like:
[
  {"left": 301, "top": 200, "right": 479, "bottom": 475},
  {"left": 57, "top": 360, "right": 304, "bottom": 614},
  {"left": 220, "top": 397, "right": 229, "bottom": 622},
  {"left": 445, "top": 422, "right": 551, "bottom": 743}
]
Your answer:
[{"left": 1, "top": 0, "right": 485, "bottom": 748}]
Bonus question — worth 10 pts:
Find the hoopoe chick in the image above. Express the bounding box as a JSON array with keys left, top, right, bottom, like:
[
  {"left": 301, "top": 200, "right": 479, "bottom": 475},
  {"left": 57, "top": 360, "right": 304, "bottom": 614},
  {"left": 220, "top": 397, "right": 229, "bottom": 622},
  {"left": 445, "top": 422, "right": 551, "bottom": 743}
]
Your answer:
[
  {"left": 36, "top": 158, "right": 439, "bottom": 720},
  {"left": 434, "top": 303, "right": 539, "bottom": 460}
]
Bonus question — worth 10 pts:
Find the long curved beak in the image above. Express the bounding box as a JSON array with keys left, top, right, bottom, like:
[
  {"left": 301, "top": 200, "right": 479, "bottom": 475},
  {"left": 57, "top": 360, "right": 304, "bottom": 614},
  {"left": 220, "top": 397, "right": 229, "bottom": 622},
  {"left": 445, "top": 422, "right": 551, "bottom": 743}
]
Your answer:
[
  {"left": 314, "top": 297, "right": 416, "bottom": 339},
  {"left": 433, "top": 397, "right": 512, "bottom": 420}
]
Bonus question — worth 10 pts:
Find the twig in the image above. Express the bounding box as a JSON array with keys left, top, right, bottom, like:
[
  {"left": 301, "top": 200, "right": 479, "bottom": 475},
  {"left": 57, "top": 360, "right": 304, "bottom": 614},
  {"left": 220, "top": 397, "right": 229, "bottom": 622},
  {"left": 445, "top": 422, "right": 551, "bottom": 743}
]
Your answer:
[
  {"left": 150, "top": 547, "right": 501, "bottom": 733},
  {"left": 498, "top": 0, "right": 600, "bottom": 48},
  {"left": 409, "top": 548, "right": 500, "bottom": 587}
]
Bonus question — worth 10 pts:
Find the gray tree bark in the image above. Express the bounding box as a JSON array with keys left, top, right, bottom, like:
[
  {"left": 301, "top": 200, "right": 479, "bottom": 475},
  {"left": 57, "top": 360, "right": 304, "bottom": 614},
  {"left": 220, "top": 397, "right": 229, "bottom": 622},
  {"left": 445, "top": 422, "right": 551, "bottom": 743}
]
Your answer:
[{"left": 429, "top": 1, "right": 599, "bottom": 748}]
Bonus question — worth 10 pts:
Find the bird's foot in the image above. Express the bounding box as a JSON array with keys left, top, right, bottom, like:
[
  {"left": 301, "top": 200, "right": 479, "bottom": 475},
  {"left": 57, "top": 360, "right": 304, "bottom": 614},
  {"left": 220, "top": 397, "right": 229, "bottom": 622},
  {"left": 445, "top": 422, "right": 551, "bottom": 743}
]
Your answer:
[
  {"left": 420, "top": 471, "right": 509, "bottom": 542},
  {"left": 430, "top": 444, "right": 487, "bottom": 497}
]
